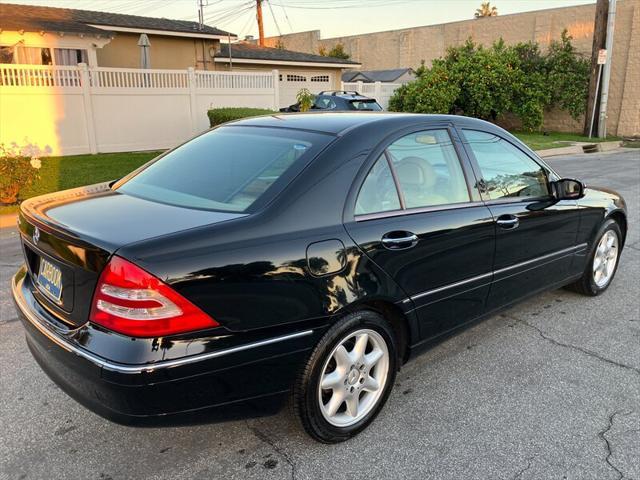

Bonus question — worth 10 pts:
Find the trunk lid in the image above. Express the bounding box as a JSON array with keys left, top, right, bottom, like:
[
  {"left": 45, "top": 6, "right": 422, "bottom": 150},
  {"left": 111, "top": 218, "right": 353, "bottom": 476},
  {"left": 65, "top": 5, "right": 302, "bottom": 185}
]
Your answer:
[{"left": 18, "top": 183, "right": 243, "bottom": 328}]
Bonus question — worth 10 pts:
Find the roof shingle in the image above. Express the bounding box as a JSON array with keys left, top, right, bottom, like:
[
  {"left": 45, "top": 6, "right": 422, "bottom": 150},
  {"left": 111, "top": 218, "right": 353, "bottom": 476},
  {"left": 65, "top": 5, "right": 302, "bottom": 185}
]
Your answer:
[
  {"left": 0, "top": 3, "right": 234, "bottom": 37},
  {"left": 216, "top": 43, "right": 359, "bottom": 65}
]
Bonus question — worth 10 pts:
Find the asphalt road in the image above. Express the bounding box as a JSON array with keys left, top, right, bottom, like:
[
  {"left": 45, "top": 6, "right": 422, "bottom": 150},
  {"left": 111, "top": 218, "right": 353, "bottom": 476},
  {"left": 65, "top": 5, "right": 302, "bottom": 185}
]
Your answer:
[{"left": 1, "top": 149, "right": 638, "bottom": 480}]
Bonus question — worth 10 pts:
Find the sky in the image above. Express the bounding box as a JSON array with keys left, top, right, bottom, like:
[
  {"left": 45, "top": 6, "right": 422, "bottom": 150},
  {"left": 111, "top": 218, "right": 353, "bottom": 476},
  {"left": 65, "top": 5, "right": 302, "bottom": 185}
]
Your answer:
[{"left": 8, "top": 0, "right": 596, "bottom": 39}]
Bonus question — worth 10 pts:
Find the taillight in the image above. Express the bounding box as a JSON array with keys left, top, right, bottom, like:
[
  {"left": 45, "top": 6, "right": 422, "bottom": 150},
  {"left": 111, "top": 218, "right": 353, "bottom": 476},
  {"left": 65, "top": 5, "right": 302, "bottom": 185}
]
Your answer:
[{"left": 89, "top": 256, "right": 218, "bottom": 337}]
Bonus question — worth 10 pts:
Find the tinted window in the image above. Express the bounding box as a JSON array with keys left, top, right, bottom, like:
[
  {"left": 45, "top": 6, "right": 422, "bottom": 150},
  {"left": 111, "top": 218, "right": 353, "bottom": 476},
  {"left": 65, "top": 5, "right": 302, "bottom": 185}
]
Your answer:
[
  {"left": 387, "top": 129, "right": 470, "bottom": 208},
  {"left": 117, "top": 127, "right": 330, "bottom": 212},
  {"left": 314, "top": 97, "right": 337, "bottom": 110},
  {"left": 355, "top": 155, "right": 401, "bottom": 215},
  {"left": 463, "top": 130, "right": 549, "bottom": 200},
  {"left": 349, "top": 100, "right": 382, "bottom": 111}
]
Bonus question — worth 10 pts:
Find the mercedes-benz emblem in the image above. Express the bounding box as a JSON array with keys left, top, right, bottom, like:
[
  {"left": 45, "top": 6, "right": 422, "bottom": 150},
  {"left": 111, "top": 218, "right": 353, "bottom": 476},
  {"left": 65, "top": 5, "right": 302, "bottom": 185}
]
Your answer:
[{"left": 33, "top": 226, "right": 40, "bottom": 245}]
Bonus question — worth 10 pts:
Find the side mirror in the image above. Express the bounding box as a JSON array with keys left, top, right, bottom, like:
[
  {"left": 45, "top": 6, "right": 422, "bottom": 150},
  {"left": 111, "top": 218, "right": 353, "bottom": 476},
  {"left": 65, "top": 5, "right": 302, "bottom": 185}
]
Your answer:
[{"left": 553, "top": 178, "right": 585, "bottom": 200}]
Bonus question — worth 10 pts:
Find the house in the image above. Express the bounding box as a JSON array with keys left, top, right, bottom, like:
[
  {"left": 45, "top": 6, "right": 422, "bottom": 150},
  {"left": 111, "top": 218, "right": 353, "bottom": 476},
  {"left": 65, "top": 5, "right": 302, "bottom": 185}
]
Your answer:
[
  {"left": 215, "top": 43, "right": 360, "bottom": 106},
  {"left": 1, "top": 3, "right": 362, "bottom": 106},
  {"left": 342, "top": 68, "right": 415, "bottom": 84},
  {"left": 0, "top": 2, "right": 235, "bottom": 69}
]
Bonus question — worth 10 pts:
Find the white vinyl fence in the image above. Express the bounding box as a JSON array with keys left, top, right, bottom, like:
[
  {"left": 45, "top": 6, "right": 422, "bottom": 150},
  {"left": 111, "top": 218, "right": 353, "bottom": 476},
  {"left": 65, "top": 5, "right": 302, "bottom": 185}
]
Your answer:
[
  {"left": 0, "top": 63, "right": 279, "bottom": 155},
  {"left": 341, "top": 81, "right": 402, "bottom": 110}
]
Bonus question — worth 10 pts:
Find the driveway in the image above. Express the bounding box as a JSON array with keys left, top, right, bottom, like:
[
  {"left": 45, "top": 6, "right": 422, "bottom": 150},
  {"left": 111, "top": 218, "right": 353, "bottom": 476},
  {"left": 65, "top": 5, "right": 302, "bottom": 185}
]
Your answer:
[{"left": 1, "top": 149, "right": 638, "bottom": 480}]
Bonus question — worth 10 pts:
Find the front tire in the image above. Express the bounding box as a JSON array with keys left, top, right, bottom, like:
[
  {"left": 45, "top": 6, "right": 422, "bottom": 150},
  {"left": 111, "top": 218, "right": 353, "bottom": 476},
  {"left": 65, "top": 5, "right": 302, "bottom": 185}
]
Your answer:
[
  {"left": 568, "top": 219, "right": 622, "bottom": 296},
  {"left": 294, "top": 310, "right": 398, "bottom": 443}
]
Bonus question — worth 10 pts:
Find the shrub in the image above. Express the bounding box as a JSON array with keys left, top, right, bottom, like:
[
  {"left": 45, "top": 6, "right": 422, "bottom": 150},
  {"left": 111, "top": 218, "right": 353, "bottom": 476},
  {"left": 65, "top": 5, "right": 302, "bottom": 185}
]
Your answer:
[
  {"left": 319, "top": 43, "right": 350, "bottom": 60},
  {"left": 296, "top": 88, "right": 314, "bottom": 112},
  {"left": 207, "top": 107, "right": 276, "bottom": 127},
  {"left": 0, "top": 142, "right": 47, "bottom": 205},
  {"left": 388, "top": 31, "right": 589, "bottom": 130}
]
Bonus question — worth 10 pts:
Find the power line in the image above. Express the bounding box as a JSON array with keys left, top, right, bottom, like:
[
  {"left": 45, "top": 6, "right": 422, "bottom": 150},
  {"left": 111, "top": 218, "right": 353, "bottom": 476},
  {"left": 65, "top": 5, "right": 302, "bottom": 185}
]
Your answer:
[{"left": 266, "top": 0, "right": 282, "bottom": 37}]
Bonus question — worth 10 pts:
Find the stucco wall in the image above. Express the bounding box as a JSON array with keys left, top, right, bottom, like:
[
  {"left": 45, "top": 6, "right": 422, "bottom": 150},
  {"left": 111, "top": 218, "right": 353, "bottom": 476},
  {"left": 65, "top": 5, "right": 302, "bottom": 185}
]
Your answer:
[
  {"left": 266, "top": 0, "right": 640, "bottom": 136},
  {"left": 96, "top": 33, "right": 219, "bottom": 70}
]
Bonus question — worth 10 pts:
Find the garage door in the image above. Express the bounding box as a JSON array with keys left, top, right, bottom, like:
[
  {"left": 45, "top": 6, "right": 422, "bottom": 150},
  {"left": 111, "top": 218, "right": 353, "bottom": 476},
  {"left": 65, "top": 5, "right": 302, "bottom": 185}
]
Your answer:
[{"left": 278, "top": 71, "right": 334, "bottom": 108}]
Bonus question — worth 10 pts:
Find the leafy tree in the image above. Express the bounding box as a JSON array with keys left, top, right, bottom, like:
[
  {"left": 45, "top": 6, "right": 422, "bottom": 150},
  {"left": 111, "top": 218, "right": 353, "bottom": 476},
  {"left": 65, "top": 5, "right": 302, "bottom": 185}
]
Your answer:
[
  {"left": 320, "top": 43, "right": 350, "bottom": 60},
  {"left": 475, "top": 1, "right": 498, "bottom": 18},
  {"left": 388, "top": 31, "right": 589, "bottom": 131}
]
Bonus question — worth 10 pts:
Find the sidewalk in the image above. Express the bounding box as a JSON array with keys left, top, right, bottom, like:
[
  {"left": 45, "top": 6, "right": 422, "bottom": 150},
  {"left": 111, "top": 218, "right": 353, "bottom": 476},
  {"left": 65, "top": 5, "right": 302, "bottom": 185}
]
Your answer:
[
  {"left": 536, "top": 140, "right": 622, "bottom": 158},
  {"left": 0, "top": 214, "right": 17, "bottom": 229}
]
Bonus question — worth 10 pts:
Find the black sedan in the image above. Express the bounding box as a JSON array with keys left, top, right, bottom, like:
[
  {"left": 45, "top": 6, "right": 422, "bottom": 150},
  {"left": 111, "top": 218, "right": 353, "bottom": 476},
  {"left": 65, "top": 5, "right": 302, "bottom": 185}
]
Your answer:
[{"left": 12, "top": 113, "right": 627, "bottom": 443}]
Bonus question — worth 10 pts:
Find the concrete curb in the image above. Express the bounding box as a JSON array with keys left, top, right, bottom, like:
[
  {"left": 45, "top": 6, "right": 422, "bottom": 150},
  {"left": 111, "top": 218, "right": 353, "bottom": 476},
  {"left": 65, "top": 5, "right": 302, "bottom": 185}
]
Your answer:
[
  {"left": 537, "top": 140, "right": 622, "bottom": 158},
  {"left": 0, "top": 213, "right": 18, "bottom": 229}
]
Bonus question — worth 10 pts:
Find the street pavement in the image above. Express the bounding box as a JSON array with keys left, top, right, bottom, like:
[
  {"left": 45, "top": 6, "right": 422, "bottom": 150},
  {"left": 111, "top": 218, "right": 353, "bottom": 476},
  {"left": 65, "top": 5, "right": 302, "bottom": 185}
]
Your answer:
[{"left": 0, "top": 148, "right": 638, "bottom": 480}]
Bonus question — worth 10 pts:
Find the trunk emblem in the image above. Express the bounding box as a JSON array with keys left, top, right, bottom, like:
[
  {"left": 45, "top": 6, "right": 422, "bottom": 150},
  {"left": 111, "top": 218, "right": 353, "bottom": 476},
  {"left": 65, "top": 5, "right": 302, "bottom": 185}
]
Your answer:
[{"left": 33, "top": 227, "right": 40, "bottom": 245}]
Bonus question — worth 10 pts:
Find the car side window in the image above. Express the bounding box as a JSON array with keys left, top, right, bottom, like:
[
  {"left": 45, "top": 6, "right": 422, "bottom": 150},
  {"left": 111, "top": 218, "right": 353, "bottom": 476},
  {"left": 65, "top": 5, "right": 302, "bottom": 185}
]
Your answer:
[
  {"left": 386, "top": 129, "right": 470, "bottom": 209},
  {"left": 314, "top": 97, "right": 336, "bottom": 110},
  {"left": 462, "top": 130, "right": 550, "bottom": 200},
  {"left": 355, "top": 155, "right": 401, "bottom": 215}
]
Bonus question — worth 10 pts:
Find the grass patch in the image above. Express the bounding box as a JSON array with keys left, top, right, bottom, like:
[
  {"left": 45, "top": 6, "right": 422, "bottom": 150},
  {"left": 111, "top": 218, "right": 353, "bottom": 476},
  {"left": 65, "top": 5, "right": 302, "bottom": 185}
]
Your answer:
[
  {"left": 513, "top": 131, "right": 620, "bottom": 151},
  {"left": 0, "top": 150, "right": 162, "bottom": 215}
]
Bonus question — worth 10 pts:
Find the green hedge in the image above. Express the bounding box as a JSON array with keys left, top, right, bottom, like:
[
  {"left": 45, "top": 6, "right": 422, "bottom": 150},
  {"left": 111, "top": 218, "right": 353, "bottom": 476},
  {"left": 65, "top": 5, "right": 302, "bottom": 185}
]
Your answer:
[{"left": 207, "top": 107, "right": 276, "bottom": 127}]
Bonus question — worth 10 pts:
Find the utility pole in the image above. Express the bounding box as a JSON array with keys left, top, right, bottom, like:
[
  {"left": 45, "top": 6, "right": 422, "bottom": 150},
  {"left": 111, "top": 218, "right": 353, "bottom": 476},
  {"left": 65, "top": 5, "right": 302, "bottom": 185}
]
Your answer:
[
  {"left": 256, "top": 0, "right": 265, "bottom": 46},
  {"left": 583, "top": 0, "right": 608, "bottom": 136},
  {"left": 597, "top": 0, "right": 617, "bottom": 138},
  {"left": 198, "top": 0, "right": 205, "bottom": 30}
]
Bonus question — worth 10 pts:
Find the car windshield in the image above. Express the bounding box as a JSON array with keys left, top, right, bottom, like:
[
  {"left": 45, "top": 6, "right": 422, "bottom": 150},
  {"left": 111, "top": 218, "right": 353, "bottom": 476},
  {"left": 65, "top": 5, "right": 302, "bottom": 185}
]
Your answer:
[
  {"left": 350, "top": 100, "right": 383, "bottom": 111},
  {"left": 116, "top": 126, "right": 331, "bottom": 213}
]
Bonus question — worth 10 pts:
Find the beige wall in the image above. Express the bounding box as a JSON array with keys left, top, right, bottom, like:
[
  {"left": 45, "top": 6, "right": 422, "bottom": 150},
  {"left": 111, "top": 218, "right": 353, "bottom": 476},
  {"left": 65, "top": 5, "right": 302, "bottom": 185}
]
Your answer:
[
  {"left": 96, "top": 32, "right": 219, "bottom": 70},
  {"left": 266, "top": 0, "right": 640, "bottom": 136}
]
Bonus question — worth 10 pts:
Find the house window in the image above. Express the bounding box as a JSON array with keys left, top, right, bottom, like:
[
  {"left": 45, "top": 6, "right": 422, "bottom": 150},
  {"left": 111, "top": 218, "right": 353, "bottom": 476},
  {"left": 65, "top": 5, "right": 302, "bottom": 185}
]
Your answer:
[
  {"left": 286, "top": 74, "right": 307, "bottom": 82},
  {"left": 53, "top": 48, "right": 88, "bottom": 65},
  {"left": 310, "top": 75, "right": 330, "bottom": 82},
  {"left": 15, "top": 46, "right": 52, "bottom": 65}
]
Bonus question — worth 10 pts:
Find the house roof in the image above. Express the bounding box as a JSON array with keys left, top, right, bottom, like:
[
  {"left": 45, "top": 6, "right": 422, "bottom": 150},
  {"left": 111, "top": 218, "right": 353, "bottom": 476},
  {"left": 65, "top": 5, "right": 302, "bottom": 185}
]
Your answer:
[
  {"left": 0, "top": 3, "right": 235, "bottom": 38},
  {"left": 342, "top": 68, "right": 414, "bottom": 82},
  {"left": 215, "top": 43, "right": 360, "bottom": 67}
]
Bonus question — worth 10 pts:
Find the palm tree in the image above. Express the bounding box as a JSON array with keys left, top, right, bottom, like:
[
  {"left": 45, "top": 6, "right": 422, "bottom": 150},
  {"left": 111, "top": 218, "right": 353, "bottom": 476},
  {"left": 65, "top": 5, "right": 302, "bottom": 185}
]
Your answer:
[{"left": 475, "top": 1, "right": 498, "bottom": 18}]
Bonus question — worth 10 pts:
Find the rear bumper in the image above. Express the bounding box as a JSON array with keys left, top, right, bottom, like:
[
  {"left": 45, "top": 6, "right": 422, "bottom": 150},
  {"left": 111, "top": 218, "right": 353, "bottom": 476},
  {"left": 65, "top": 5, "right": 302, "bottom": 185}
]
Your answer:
[{"left": 12, "top": 267, "right": 317, "bottom": 424}]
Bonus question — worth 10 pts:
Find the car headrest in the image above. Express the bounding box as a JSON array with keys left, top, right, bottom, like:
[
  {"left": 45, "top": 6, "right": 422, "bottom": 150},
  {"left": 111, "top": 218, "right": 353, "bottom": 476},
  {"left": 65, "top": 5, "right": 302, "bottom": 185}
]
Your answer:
[{"left": 396, "top": 157, "right": 437, "bottom": 188}]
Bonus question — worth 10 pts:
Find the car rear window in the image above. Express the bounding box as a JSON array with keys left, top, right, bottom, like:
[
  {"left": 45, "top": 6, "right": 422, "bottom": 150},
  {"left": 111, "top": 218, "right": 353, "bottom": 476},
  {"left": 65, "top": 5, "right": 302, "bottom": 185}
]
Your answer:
[
  {"left": 349, "top": 100, "right": 382, "bottom": 111},
  {"left": 115, "top": 126, "right": 332, "bottom": 213}
]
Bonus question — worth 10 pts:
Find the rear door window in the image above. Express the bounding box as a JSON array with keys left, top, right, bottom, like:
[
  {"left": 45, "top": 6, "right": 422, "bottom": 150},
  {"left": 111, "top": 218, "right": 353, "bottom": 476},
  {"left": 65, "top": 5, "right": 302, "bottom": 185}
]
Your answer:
[
  {"left": 116, "top": 126, "right": 332, "bottom": 213},
  {"left": 386, "top": 129, "right": 470, "bottom": 208}
]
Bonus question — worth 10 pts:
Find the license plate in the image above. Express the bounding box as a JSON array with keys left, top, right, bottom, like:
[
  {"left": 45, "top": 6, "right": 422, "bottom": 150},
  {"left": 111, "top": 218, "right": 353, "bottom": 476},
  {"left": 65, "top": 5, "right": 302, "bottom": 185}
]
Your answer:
[{"left": 37, "top": 257, "right": 63, "bottom": 302}]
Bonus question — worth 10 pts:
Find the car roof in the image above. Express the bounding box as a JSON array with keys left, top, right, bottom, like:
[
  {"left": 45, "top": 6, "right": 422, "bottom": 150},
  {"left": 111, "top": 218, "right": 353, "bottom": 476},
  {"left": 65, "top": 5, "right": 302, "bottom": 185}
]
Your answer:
[
  {"left": 226, "top": 112, "right": 497, "bottom": 136},
  {"left": 318, "top": 91, "right": 374, "bottom": 101}
]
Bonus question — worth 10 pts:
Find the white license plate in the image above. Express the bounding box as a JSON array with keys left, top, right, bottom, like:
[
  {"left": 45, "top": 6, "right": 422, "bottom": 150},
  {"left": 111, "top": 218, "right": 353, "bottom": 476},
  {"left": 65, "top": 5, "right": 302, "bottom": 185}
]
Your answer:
[{"left": 37, "top": 257, "right": 63, "bottom": 302}]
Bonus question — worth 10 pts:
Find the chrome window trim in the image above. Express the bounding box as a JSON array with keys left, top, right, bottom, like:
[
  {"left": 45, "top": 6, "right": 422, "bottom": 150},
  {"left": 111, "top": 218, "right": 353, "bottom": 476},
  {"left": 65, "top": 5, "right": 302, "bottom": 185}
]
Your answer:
[
  {"left": 12, "top": 275, "right": 313, "bottom": 374},
  {"left": 405, "top": 243, "right": 588, "bottom": 303},
  {"left": 354, "top": 201, "right": 484, "bottom": 222}
]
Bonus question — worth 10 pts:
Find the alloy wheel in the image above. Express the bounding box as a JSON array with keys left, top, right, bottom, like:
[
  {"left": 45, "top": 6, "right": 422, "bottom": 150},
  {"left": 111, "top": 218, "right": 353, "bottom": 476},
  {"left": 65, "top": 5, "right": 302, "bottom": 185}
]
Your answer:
[
  {"left": 593, "top": 230, "right": 619, "bottom": 288},
  {"left": 318, "top": 328, "right": 389, "bottom": 427}
]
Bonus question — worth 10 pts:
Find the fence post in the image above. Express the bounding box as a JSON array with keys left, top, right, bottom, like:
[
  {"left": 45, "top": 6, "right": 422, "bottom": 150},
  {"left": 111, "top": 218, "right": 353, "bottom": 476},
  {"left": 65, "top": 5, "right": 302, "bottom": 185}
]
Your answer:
[
  {"left": 272, "top": 69, "right": 280, "bottom": 110},
  {"left": 78, "top": 63, "right": 98, "bottom": 154},
  {"left": 188, "top": 67, "right": 199, "bottom": 135},
  {"left": 356, "top": 80, "right": 363, "bottom": 94},
  {"left": 374, "top": 81, "right": 382, "bottom": 101}
]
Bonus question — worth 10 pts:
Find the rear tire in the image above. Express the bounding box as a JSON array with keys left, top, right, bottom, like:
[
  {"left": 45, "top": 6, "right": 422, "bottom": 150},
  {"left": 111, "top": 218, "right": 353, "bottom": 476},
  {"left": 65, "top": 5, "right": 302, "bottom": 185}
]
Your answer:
[
  {"left": 567, "top": 219, "right": 622, "bottom": 296},
  {"left": 294, "top": 310, "right": 398, "bottom": 443}
]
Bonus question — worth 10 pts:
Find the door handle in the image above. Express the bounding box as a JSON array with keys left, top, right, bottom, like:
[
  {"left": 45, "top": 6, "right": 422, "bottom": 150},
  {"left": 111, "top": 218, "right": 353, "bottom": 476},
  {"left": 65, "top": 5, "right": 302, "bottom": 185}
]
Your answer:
[
  {"left": 381, "top": 232, "right": 419, "bottom": 250},
  {"left": 496, "top": 214, "right": 519, "bottom": 230}
]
